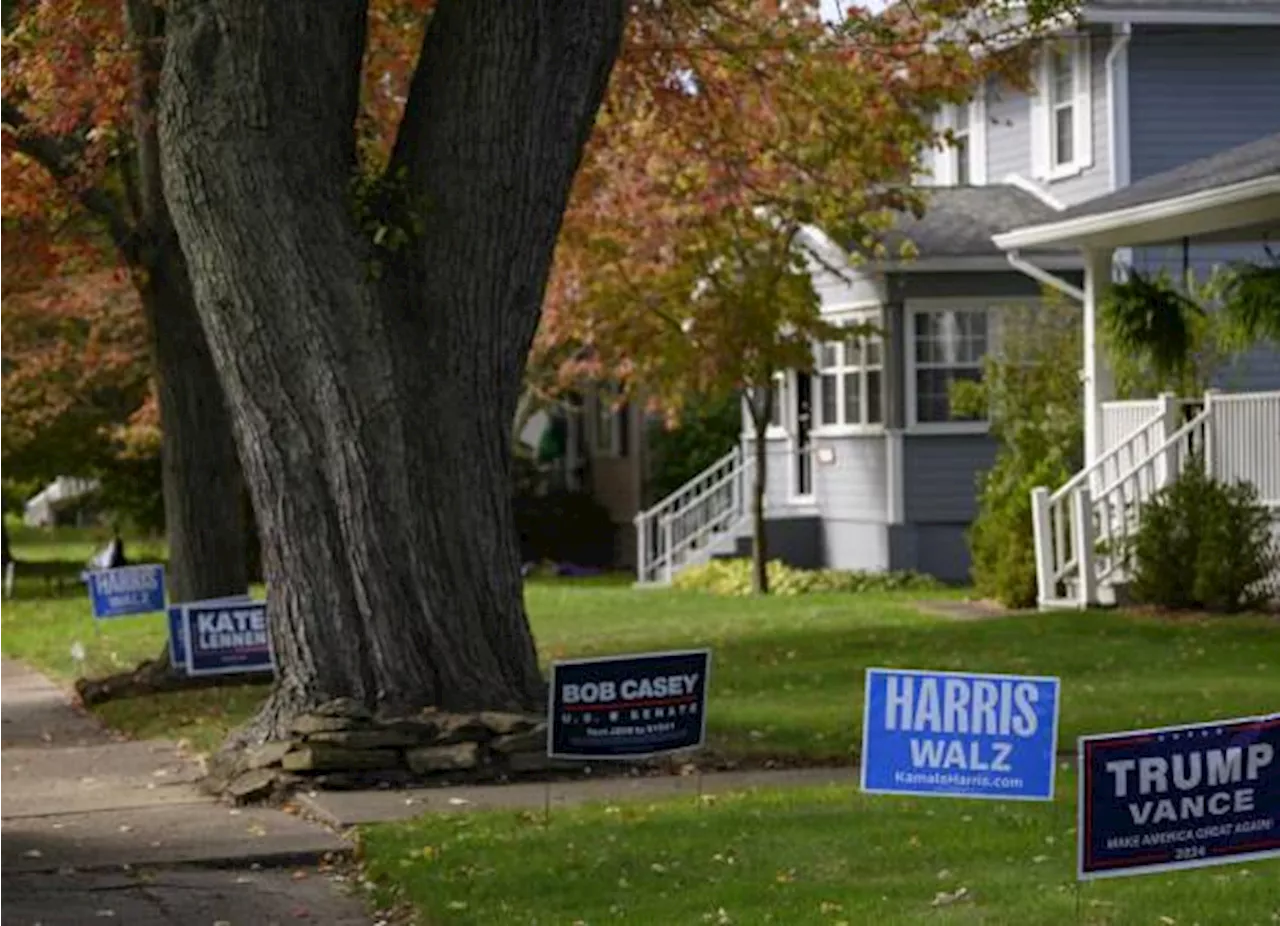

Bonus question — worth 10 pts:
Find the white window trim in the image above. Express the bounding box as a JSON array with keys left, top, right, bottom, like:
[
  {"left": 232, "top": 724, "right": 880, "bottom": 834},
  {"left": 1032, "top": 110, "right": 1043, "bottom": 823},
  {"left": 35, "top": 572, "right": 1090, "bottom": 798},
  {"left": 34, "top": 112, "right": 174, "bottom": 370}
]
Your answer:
[
  {"left": 785, "top": 371, "right": 816, "bottom": 503},
  {"left": 810, "top": 311, "right": 886, "bottom": 437},
  {"left": 741, "top": 374, "right": 790, "bottom": 441},
  {"left": 931, "top": 92, "right": 988, "bottom": 187},
  {"left": 1030, "top": 36, "right": 1093, "bottom": 182},
  {"left": 904, "top": 299, "right": 1003, "bottom": 435}
]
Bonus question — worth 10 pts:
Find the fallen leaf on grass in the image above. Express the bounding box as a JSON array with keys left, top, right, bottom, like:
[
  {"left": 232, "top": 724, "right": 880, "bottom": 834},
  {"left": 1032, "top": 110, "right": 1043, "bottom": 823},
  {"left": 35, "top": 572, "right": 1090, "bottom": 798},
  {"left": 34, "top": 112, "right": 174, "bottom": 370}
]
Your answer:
[{"left": 930, "top": 887, "right": 970, "bottom": 907}]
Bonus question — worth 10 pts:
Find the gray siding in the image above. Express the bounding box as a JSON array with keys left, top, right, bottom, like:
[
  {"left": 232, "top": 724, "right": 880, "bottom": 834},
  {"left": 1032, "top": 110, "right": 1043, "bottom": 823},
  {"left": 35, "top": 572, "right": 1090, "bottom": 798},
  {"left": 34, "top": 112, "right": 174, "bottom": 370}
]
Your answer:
[
  {"left": 1128, "top": 26, "right": 1280, "bottom": 182},
  {"left": 722, "top": 517, "right": 824, "bottom": 570},
  {"left": 813, "top": 435, "right": 887, "bottom": 522},
  {"left": 1126, "top": 25, "right": 1280, "bottom": 395},
  {"left": 902, "top": 435, "right": 996, "bottom": 524},
  {"left": 981, "top": 29, "right": 1112, "bottom": 206},
  {"left": 889, "top": 270, "right": 1082, "bottom": 302},
  {"left": 812, "top": 434, "right": 891, "bottom": 571}
]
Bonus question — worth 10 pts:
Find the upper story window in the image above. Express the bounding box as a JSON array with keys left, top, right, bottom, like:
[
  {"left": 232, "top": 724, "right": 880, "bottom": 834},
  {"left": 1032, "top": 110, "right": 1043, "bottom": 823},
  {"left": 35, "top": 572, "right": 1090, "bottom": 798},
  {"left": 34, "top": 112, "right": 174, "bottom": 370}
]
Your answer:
[
  {"left": 1032, "top": 37, "right": 1092, "bottom": 181},
  {"left": 815, "top": 320, "right": 883, "bottom": 429},
  {"left": 908, "top": 307, "right": 989, "bottom": 428},
  {"left": 932, "top": 92, "right": 987, "bottom": 186}
]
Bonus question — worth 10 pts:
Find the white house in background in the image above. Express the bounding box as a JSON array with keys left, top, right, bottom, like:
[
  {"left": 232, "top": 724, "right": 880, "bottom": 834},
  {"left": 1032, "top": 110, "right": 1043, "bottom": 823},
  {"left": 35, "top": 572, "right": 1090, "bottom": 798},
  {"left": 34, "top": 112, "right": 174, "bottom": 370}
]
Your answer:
[
  {"left": 23, "top": 476, "right": 102, "bottom": 528},
  {"left": 632, "top": 2, "right": 1280, "bottom": 588}
]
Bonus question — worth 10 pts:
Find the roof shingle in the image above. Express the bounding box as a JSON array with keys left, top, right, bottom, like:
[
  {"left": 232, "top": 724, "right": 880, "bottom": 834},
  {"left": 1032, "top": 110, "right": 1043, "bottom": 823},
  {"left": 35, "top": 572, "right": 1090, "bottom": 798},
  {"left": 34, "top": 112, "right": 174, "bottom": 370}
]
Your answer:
[{"left": 871, "top": 185, "right": 1066, "bottom": 258}]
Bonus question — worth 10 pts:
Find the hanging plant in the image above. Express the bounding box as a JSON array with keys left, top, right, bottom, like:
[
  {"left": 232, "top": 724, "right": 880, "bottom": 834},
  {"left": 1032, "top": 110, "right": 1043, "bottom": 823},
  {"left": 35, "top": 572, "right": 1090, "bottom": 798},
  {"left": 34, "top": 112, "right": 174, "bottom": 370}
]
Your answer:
[
  {"left": 1101, "top": 269, "right": 1204, "bottom": 381},
  {"left": 1219, "top": 253, "right": 1280, "bottom": 346}
]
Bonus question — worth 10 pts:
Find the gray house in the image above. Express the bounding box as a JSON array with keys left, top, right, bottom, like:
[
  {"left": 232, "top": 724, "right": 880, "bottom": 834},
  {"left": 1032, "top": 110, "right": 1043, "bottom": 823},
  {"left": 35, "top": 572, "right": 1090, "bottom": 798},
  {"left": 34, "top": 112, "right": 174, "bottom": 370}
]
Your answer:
[{"left": 633, "top": 3, "right": 1280, "bottom": 586}]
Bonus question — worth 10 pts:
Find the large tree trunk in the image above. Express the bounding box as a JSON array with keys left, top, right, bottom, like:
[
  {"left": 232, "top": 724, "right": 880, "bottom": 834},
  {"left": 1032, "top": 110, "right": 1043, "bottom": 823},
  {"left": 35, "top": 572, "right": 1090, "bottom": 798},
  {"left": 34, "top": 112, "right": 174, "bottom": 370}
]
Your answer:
[
  {"left": 158, "top": 0, "right": 626, "bottom": 741},
  {"left": 144, "top": 242, "right": 250, "bottom": 606},
  {"left": 115, "top": 0, "right": 252, "bottom": 684}
]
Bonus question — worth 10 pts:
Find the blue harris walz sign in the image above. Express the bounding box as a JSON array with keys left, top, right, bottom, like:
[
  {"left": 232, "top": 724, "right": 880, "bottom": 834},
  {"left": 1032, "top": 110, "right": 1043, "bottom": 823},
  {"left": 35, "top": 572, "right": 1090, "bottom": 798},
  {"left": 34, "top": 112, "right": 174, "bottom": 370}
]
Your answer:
[
  {"left": 861, "top": 667, "right": 1061, "bottom": 801},
  {"left": 167, "top": 595, "right": 254, "bottom": 670},
  {"left": 549, "top": 649, "right": 711, "bottom": 760},
  {"left": 1079, "top": 714, "right": 1280, "bottom": 880},
  {"left": 86, "top": 564, "right": 167, "bottom": 619},
  {"left": 182, "top": 600, "right": 274, "bottom": 677}
]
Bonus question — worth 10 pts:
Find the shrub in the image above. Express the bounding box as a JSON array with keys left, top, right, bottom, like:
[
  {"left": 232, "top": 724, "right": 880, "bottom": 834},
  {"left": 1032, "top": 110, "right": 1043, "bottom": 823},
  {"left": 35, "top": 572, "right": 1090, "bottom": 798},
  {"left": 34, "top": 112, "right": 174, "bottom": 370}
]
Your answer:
[
  {"left": 672, "top": 558, "right": 942, "bottom": 597},
  {"left": 1128, "top": 462, "right": 1278, "bottom": 612},
  {"left": 512, "top": 489, "right": 616, "bottom": 568},
  {"left": 647, "top": 393, "right": 741, "bottom": 502},
  {"left": 950, "top": 297, "right": 1083, "bottom": 608}
]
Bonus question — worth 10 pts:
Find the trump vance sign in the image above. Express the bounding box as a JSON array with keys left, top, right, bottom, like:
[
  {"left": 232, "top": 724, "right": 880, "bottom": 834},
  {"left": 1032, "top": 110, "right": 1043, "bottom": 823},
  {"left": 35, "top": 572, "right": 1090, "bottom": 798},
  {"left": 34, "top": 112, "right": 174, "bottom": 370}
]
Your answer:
[{"left": 1079, "top": 714, "right": 1280, "bottom": 880}]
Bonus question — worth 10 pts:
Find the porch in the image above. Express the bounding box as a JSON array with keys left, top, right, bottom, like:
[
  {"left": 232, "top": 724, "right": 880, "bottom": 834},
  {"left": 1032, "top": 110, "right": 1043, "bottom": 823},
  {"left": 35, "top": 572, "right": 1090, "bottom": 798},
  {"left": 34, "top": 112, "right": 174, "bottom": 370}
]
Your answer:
[
  {"left": 1031, "top": 390, "right": 1280, "bottom": 609},
  {"left": 993, "top": 132, "right": 1280, "bottom": 608}
]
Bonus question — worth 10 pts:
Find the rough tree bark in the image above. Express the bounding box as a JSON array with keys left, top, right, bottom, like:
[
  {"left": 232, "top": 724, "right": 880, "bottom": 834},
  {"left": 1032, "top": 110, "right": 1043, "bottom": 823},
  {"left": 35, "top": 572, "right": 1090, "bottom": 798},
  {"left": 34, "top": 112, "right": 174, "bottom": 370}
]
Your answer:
[
  {"left": 158, "top": 0, "right": 627, "bottom": 740},
  {"left": 75, "top": 1, "right": 253, "bottom": 704}
]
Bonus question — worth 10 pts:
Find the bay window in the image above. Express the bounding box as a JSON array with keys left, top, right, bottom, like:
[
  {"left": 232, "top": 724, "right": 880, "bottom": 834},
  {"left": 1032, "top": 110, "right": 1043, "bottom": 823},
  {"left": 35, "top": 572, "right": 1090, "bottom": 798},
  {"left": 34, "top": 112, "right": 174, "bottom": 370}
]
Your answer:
[
  {"left": 815, "top": 323, "right": 883, "bottom": 429},
  {"left": 909, "top": 307, "right": 989, "bottom": 426}
]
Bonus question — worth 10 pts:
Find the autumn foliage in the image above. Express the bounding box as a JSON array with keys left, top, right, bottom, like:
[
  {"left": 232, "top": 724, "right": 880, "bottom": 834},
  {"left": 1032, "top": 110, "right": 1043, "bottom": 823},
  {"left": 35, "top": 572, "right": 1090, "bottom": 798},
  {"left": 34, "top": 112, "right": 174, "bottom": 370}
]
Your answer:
[{"left": 536, "top": 0, "right": 1049, "bottom": 419}]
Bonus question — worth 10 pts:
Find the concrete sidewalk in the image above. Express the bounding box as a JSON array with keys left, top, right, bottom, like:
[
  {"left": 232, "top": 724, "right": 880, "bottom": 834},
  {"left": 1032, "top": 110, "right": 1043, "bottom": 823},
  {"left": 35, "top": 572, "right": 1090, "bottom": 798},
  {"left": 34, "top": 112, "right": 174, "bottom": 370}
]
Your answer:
[
  {"left": 1, "top": 657, "right": 367, "bottom": 926},
  {"left": 297, "top": 765, "right": 858, "bottom": 828}
]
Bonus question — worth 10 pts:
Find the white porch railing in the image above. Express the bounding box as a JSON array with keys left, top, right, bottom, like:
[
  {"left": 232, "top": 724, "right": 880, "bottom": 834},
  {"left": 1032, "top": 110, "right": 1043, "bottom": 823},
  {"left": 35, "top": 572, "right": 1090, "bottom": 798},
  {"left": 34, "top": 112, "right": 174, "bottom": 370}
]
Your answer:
[
  {"left": 1032, "top": 390, "right": 1280, "bottom": 610},
  {"left": 634, "top": 447, "right": 753, "bottom": 585}
]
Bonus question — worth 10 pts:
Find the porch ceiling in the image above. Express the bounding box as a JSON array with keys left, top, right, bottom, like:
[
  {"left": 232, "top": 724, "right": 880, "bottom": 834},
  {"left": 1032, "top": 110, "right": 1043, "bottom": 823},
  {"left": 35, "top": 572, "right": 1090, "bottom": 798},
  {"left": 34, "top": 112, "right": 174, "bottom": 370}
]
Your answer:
[{"left": 993, "top": 133, "right": 1280, "bottom": 252}]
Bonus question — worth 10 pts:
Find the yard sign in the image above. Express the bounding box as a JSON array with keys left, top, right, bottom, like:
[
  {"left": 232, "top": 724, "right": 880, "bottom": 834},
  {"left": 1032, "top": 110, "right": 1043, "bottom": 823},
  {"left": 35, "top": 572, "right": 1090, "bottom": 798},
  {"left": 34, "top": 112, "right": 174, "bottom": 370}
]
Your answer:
[
  {"left": 548, "top": 649, "right": 711, "bottom": 760},
  {"left": 167, "top": 594, "right": 253, "bottom": 670},
  {"left": 86, "top": 564, "right": 166, "bottom": 619},
  {"left": 182, "top": 599, "right": 275, "bottom": 677},
  {"left": 1078, "top": 714, "right": 1280, "bottom": 880},
  {"left": 861, "top": 667, "right": 1060, "bottom": 801}
]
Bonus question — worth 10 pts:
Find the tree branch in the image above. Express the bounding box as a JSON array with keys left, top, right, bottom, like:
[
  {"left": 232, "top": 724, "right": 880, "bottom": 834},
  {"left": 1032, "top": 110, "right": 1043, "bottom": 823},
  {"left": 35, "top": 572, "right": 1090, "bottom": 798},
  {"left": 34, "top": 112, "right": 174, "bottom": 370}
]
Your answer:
[{"left": 2, "top": 99, "right": 140, "bottom": 263}]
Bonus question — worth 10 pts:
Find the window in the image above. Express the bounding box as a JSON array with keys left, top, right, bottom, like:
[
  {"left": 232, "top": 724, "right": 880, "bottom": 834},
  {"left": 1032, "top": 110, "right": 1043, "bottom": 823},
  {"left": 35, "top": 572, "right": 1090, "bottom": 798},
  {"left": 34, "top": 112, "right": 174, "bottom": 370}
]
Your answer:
[
  {"left": 815, "top": 323, "right": 883, "bottom": 428},
  {"left": 953, "top": 107, "right": 972, "bottom": 185},
  {"left": 910, "top": 308, "right": 988, "bottom": 426},
  {"left": 1049, "top": 47, "right": 1074, "bottom": 168},
  {"left": 592, "top": 389, "right": 628, "bottom": 456},
  {"left": 932, "top": 95, "right": 986, "bottom": 186},
  {"left": 743, "top": 373, "right": 788, "bottom": 437},
  {"left": 1032, "top": 38, "right": 1091, "bottom": 180}
]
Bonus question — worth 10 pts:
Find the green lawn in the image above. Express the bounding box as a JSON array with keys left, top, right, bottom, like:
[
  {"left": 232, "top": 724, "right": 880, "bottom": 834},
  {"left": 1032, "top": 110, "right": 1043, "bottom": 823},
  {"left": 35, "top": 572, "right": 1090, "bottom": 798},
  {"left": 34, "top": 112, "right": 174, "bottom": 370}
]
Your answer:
[
  {"left": 360, "top": 777, "right": 1280, "bottom": 925},
  {"left": 3, "top": 534, "right": 1277, "bottom": 759}
]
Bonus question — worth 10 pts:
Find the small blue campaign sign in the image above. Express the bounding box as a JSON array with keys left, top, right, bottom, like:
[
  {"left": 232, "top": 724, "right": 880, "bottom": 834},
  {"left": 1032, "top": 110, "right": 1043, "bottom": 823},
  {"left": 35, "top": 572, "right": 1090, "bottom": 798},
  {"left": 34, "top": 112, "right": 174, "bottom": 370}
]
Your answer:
[
  {"left": 86, "top": 564, "right": 166, "bottom": 619},
  {"left": 182, "top": 600, "right": 274, "bottom": 677},
  {"left": 167, "top": 595, "right": 254, "bottom": 671},
  {"left": 548, "top": 649, "right": 711, "bottom": 760},
  {"left": 861, "top": 667, "right": 1060, "bottom": 801},
  {"left": 1078, "top": 714, "right": 1280, "bottom": 880}
]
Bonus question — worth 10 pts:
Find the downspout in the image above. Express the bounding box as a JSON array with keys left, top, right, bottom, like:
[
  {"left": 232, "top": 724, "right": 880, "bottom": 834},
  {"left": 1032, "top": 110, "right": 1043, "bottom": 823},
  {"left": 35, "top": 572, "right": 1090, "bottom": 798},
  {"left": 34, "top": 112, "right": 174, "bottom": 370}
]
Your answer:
[
  {"left": 1106, "top": 23, "right": 1135, "bottom": 275},
  {"left": 1005, "top": 249, "right": 1085, "bottom": 303},
  {"left": 1105, "top": 22, "right": 1133, "bottom": 193}
]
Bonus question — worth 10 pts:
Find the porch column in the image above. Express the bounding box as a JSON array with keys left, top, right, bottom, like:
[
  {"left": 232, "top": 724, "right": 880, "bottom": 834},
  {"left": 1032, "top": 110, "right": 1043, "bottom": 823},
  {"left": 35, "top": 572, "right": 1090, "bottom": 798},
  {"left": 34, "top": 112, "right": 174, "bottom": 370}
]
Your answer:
[{"left": 1082, "top": 247, "right": 1116, "bottom": 466}]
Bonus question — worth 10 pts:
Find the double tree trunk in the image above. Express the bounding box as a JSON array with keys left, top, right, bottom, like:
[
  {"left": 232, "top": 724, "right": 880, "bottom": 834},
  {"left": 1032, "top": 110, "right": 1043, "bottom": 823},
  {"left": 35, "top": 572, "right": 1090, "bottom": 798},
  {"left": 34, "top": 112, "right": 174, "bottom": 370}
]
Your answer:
[{"left": 159, "top": 0, "right": 626, "bottom": 740}]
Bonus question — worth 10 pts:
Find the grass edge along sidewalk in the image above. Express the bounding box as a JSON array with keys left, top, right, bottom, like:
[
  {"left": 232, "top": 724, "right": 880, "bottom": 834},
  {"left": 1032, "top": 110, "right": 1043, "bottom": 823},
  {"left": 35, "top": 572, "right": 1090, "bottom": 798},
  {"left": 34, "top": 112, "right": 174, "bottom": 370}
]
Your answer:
[{"left": 355, "top": 656, "right": 1278, "bottom": 924}]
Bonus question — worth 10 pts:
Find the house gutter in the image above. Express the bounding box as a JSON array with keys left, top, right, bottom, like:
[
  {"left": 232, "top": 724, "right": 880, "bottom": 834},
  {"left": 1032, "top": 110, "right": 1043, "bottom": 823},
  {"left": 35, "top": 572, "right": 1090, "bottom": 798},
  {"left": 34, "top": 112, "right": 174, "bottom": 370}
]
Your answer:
[{"left": 1005, "top": 249, "right": 1086, "bottom": 303}]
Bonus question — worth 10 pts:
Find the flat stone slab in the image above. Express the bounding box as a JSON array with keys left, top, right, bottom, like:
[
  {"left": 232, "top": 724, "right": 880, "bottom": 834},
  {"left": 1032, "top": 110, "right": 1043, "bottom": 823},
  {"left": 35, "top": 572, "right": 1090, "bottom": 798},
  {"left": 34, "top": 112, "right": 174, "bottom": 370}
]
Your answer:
[
  {"left": 298, "top": 766, "right": 857, "bottom": 828},
  {"left": 2, "top": 866, "right": 371, "bottom": 926},
  {"left": 1, "top": 658, "right": 108, "bottom": 748},
  {"left": 2, "top": 803, "right": 351, "bottom": 873},
  {"left": 3, "top": 741, "right": 206, "bottom": 818}
]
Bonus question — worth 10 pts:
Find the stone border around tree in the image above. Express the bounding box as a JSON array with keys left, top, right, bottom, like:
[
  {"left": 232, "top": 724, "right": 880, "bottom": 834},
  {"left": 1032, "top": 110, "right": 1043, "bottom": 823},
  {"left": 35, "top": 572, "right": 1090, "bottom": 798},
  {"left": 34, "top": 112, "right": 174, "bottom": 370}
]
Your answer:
[{"left": 205, "top": 697, "right": 668, "bottom": 804}]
